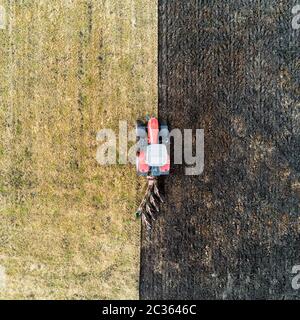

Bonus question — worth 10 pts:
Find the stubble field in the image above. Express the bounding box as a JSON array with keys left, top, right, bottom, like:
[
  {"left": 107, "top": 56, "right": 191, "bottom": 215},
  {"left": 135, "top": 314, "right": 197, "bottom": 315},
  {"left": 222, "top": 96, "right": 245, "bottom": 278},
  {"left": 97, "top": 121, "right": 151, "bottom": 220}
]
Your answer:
[{"left": 0, "top": 0, "right": 157, "bottom": 299}]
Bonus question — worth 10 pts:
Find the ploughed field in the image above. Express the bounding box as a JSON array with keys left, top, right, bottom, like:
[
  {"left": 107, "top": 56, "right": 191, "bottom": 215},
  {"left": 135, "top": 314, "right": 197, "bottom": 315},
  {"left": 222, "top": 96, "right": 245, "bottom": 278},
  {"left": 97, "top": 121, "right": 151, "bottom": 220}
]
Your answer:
[{"left": 140, "top": 0, "right": 300, "bottom": 300}]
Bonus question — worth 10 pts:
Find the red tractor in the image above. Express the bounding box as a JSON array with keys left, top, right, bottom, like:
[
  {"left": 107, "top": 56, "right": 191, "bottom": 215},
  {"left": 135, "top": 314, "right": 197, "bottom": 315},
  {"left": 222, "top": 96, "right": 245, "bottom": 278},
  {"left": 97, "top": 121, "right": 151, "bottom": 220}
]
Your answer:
[
  {"left": 136, "top": 117, "right": 170, "bottom": 177},
  {"left": 135, "top": 117, "right": 170, "bottom": 229}
]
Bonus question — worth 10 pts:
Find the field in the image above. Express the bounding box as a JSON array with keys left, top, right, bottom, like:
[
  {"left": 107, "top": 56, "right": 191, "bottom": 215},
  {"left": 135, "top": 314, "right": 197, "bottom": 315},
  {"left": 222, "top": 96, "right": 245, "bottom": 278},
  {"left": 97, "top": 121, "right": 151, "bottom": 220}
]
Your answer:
[
  {"left": 0, "top": 0, "right": 157, "bottom": 299},
  {"left": 141, "top": 0, "right": 300, "bottom": 299}
]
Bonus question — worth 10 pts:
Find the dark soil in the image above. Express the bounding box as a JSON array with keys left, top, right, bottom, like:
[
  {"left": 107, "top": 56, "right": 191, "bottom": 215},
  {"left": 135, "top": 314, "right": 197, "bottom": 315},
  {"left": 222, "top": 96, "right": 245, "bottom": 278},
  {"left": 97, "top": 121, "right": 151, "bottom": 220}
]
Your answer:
[{"left": 140, "top": 0, "right": 300, "bottom": 300}]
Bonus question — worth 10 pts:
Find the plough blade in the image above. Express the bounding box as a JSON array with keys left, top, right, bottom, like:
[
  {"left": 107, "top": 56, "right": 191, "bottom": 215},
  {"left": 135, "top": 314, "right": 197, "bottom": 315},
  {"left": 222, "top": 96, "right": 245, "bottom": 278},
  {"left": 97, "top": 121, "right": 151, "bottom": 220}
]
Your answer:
[{"left": 136, "top": 177, "right": 164, "bottom": 230}]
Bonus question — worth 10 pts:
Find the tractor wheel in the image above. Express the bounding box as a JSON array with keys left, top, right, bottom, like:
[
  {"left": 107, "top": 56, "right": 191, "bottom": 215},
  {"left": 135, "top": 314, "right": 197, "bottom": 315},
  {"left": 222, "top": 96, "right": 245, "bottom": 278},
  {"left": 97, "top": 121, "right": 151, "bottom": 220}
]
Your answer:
[
  {"left": 136, "top": 120, "right": 147, "bottom": 140},
  {"left": 160, "top": 121, "right": 170, "bottom": 144}
]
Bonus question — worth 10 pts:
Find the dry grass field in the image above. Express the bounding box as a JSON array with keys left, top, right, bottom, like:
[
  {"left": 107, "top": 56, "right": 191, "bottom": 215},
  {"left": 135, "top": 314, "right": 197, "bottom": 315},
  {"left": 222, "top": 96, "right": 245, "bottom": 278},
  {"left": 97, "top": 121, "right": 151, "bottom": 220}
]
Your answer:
[{"left": 0, "top": 0, "right": 157, "bottom": 299}]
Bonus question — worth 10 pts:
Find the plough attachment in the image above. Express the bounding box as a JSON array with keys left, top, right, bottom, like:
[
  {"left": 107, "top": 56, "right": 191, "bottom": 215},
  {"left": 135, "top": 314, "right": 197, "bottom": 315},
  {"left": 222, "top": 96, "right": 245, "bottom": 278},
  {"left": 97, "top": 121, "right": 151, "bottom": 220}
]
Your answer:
[{"left": 136, "top": 176, "right": 164, "bottom": 230}]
